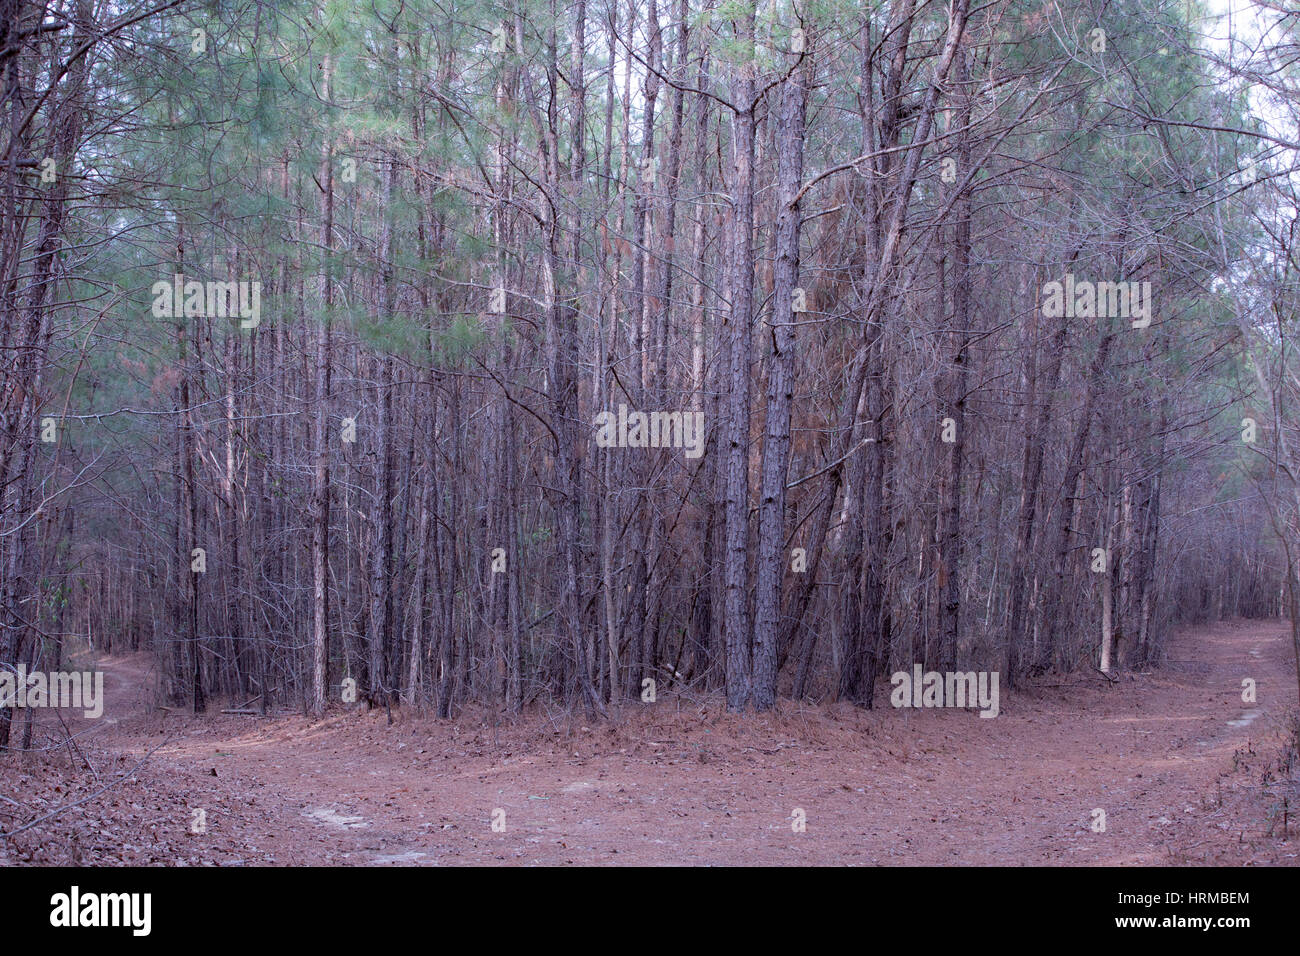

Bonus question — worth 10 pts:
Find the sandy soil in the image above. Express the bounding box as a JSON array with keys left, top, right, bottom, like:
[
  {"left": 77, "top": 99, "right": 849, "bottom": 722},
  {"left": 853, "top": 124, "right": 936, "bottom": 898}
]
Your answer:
[{"left": 2, "top": 618, "right": 1297, "bottom": 865}]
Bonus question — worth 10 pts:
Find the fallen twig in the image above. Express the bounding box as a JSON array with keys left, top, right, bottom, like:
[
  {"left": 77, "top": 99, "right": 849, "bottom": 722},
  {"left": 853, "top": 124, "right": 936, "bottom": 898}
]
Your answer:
[{"left": 0, "top": 736, "right": 172, "bottom": 841}]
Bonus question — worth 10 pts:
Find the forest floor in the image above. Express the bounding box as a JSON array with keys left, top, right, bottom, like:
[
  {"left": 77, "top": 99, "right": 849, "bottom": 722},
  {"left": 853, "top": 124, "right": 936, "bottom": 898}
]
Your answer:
[{"left": 2, "top": 618, "right": 1298, "bottom": 866}]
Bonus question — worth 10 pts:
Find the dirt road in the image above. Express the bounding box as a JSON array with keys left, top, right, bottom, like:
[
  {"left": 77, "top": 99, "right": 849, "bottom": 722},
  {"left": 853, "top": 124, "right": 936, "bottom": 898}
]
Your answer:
[{"left": 2, "top": 619, "right": 1296, "bottom": 865}]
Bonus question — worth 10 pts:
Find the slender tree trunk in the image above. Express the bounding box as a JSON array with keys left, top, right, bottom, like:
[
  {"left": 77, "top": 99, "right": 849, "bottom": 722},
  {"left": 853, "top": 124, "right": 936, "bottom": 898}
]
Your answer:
[
  {"left": 310, "top": 54, "right": 334, "bottom": 716},
  {"left": 939, "top": 48, "right": 973, "bottom": 671},
  {"left": 722, "top": 8, "right": 758, "bottom": 711},
  {"left": 753, "top": 35, "right": 809, "bottom": 710}
]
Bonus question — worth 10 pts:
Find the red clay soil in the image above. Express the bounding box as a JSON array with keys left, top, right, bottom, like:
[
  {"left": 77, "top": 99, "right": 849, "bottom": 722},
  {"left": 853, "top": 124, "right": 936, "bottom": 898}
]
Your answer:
[{"left": 2, "top": 618, "right": 1297, "bottom": 866}]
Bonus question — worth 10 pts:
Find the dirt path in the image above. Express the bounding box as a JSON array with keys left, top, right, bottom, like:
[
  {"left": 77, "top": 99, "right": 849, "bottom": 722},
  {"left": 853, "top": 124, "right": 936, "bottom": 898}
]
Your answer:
[{"left": 2, "top": 619, "right": 1297, "bottom": 865}]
